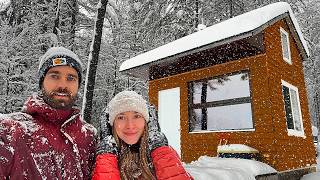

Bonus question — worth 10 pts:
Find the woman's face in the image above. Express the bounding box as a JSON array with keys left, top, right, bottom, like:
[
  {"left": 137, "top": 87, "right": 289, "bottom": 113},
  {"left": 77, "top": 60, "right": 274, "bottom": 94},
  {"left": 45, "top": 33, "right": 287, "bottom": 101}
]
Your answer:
[{"left": 114, "top": 111, "right": 146, "bottom": 145}]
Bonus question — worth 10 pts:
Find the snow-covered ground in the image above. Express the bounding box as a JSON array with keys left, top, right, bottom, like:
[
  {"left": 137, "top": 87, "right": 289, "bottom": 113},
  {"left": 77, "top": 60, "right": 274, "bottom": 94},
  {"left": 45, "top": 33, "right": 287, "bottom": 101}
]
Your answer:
[
  {"left": 300, "top": 155, "right": 320, "bottom": 180},
  {"left": 184, "top": 151, "right": 319, "bottom": 180},
  {"left": 184, "top": 156, "right": 276, "bottom": 180},
  {"left": 183, "top": 144, "right": 276, "bottom": 179}
]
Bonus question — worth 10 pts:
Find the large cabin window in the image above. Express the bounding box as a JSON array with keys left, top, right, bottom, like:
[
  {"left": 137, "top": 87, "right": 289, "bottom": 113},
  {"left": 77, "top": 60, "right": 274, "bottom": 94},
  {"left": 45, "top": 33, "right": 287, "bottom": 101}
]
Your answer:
[
  {"left": 281, "top": 80, "right": 304, "bottom": 137},
  {"left": 188, "top": 71, "right": 254, "bottom": 132},
  {"left": 280, "top": 27, "right": 292, "bottom": 64}
]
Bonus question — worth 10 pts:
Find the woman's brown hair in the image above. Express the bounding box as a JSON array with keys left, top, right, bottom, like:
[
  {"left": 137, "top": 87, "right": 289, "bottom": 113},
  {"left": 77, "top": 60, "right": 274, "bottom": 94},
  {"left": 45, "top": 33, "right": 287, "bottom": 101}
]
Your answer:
[{"left": 113, "top": 123, "right": 156, "bottom": 180}]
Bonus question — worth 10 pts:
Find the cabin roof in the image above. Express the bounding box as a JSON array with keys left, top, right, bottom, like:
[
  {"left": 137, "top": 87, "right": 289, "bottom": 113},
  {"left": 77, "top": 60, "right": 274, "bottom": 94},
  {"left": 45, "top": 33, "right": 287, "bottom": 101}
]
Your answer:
[{"left": 120, "top": 2, "right": 309, "bottom": 79}]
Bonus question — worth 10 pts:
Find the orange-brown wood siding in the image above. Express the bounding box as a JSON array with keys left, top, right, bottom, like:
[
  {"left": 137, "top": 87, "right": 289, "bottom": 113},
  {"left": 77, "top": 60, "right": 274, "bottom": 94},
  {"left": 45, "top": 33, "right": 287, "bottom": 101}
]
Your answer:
[
  {"left": 263, "top": 20, "right": 316, "bottom": 171},
  {"left": 148, "top": 19, "right": 316, "bottom": 171}
]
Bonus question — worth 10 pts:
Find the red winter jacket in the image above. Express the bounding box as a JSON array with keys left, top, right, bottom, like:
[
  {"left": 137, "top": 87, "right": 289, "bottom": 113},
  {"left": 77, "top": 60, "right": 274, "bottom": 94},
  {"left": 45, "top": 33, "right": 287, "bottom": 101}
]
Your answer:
[
  {"left": 92, "top": 146, "right": 193, "bottom": 180},
  {"left": 0, "top": 93, "right": 97, "bottom": 180}
]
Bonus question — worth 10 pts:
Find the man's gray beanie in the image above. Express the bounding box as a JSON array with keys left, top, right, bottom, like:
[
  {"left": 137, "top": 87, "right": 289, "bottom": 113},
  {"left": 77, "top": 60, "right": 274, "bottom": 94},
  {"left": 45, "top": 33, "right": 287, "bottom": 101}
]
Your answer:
[{"left": 38, "top": 47, "right": 83, "bottom": 89}]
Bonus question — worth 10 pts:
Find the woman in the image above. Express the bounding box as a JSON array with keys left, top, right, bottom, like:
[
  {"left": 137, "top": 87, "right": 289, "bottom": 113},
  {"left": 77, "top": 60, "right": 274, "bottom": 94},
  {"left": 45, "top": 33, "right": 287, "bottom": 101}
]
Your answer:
[{"left": 92, "top": 90, "right": 193, "bottom": 180}]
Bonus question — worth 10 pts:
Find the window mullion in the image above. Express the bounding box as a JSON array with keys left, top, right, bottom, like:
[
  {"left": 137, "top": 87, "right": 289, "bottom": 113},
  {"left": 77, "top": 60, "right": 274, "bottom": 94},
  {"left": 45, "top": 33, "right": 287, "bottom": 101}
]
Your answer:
[
  {"left": 192, "top": 97, "right": 251, "bottom": 109},
  {"left": 201, "top": 82, "right": 208, "bottom": 130}
]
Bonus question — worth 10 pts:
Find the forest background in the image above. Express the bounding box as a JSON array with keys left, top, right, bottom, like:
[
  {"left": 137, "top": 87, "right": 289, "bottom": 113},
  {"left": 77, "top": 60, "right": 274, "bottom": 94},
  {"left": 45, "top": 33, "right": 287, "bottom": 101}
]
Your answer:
[{"left": 0, "top": 0, "right": 320, "bottom": 131}]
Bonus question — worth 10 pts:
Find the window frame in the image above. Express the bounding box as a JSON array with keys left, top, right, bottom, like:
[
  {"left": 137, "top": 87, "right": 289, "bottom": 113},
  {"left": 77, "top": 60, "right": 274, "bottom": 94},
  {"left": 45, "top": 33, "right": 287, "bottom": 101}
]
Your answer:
[
  {"left": 188, "top": 70, "right": 255, "bottom": 133},
  {"left": 281, "top": 80, "right": 305, "bottom": 137},
  {"left": 280, "top": 27, "right": 292, "bottom": 64}
]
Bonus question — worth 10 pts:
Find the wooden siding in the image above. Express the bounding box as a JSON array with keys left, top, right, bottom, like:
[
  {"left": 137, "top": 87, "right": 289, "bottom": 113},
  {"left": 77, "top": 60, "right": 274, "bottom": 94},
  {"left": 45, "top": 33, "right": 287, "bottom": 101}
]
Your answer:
[
  {"left": 148, "top": 18, "right": 316, "bottom": 172},
  {"left": 149, "top": 54, "right": 276, "bottom": 164},
  {"left": 263, "top": 19, "right": 316, "bottom": 171}
]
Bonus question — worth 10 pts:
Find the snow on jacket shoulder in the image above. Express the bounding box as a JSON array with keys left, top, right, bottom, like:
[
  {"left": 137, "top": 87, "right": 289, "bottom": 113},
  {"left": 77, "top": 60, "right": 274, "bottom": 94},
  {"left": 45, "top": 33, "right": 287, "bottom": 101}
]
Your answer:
[
  {"left": 0, "top": 94, "right": 97, "bottom": 180},
  {"left": 0, "top": 112, "right": 41, "bottom": 178},
  {"left": 152, "top": 146, "right": 193, "bottom": 180}
]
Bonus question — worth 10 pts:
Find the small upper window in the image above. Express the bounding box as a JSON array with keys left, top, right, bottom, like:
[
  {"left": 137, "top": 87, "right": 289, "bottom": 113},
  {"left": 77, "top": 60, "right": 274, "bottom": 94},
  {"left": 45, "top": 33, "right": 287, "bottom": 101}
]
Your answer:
[
  {"left": 280, "top": 28, "right": 292, "bottom": 64},
  {"left": 281, "top": 80, "right": 304, "bottom": 137}
]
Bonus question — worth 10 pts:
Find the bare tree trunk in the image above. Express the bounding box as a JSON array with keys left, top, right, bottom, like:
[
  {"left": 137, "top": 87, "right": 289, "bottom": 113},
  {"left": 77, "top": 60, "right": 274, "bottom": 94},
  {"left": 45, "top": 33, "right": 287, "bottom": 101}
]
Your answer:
[
  {"left": 195, "top": 0, "right": 199, "bottom": 28},
  {"left": 38, "top": 0, "right": 50, "bottom": 52},
  {"left": 316, "top": 92, "right": 320, "bottom": 145},
  {"left": 314, "top": 63, "right": 320, "bottom": 153},
  {"left": 82, "top": 0, "right": 108, "bottom": 123},
  {"left": 229, "top": 0, "right": 233, "bottom": 18},
  {"left": 70, "top": 0, "right": 77, "bottom": 50},
  {"left": 113, "top": 60, "right": 118, "bottom": 97},
  {"left": 53, "top": 0, "right": 62, "bottom": 36},
  {"left": 4, "top": 65, "right": 10, "bottom": 113}
]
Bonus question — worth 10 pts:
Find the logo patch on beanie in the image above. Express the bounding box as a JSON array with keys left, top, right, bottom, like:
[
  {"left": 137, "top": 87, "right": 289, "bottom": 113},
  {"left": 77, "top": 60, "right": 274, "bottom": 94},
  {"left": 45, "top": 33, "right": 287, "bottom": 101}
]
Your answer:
[{"left": 52, "top": 57, "right": 67, "bottom": 66}]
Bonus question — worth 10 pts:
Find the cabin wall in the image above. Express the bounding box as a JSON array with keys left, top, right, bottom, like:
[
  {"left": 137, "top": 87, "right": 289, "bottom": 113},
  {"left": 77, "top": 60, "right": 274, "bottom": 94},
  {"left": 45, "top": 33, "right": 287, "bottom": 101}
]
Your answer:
[
  {"left": 263, "top": 19, "right": 316, "bottom": 171},
  {"left": 148, "top": 19, "right": 316, "bottom": 172},
  {"left": 149, "top": 54, "right": 280, "bottom": 167}
]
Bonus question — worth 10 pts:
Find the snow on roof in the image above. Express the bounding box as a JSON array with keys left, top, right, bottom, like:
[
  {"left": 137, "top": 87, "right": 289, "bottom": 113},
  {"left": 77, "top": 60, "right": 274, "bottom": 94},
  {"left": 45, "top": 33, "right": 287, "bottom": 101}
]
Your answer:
[
  {"left": 120, "top": 2, "right": 309, "bottom": 77},
  {"left": 184, "top": 156, "right": 277, "bottom": 180}
]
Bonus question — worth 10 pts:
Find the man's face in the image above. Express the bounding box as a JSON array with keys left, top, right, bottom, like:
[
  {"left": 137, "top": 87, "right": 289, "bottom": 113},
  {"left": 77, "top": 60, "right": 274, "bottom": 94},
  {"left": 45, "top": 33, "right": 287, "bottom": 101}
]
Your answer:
[{"left": 42, "top": 66, "right": 79, "bottom": 109}]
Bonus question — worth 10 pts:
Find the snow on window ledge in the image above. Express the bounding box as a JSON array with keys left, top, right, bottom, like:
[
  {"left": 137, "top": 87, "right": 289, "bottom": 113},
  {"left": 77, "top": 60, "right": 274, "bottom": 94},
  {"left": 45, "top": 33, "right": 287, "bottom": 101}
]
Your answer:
[
  {"left": 189, "top": 128, "right": 255, "bottom": 134},
  {"left": 287, "top": 129, "right": 306, "bottom": 138},
  {"left": 217, "top": 144, "right": 259, "bottom": 153}
]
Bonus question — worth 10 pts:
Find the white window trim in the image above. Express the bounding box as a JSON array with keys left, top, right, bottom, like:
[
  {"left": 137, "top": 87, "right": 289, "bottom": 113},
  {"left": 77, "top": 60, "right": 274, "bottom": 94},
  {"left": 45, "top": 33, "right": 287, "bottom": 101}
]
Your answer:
[
  {"left": 281, "top": 80, "right": 305, "bottom": 138},
  {"left": 280, "top": 27, "right": 292, "bottom": 64}
]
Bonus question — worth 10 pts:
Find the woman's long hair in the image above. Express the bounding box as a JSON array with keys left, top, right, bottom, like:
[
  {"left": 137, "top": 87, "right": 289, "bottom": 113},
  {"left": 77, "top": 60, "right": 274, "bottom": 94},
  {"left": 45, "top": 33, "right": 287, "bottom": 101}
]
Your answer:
[{"left": 113, "top": 123, "right": 156, "bottom": 180}]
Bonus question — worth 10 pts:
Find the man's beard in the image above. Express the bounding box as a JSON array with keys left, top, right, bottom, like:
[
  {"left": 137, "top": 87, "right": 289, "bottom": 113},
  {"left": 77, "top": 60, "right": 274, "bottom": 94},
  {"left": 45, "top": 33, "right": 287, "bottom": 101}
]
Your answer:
[{"left": 41, "top": 87, "right": 78, "bottom": 109}]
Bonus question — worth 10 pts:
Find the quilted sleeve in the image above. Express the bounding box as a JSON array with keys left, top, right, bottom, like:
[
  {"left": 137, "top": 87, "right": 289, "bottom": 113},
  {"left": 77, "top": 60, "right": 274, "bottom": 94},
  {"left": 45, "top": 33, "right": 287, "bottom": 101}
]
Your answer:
[
  {"left": 151, "top": 146, "right": 193, "bottom": 180},
  {"left": 92, "top": 153, "right": 121, "bottom": 180}
]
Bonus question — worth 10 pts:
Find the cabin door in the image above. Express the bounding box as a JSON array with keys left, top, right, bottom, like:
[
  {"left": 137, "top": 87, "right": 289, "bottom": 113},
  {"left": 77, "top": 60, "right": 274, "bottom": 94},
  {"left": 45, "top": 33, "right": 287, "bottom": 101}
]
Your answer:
[{"left": 158, "top": 87, "right": 181, "bottom": 156}]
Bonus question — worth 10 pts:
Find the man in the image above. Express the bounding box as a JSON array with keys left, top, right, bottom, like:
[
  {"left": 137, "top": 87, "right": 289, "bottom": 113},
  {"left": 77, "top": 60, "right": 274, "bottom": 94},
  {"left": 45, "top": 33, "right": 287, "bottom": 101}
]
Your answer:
[{"left": 0, "top": 47, "right": 97, "bottom": 179}]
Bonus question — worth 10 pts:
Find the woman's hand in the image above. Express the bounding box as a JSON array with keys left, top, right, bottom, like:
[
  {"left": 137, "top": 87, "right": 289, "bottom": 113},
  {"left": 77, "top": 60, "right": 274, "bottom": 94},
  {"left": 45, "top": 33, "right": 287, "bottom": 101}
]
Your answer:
[
  {"left": 147, "top": 105, "right": 168, "bottom": 152},
  {"left": 96, "top": 108, "right": 118, "bottom": 155}
]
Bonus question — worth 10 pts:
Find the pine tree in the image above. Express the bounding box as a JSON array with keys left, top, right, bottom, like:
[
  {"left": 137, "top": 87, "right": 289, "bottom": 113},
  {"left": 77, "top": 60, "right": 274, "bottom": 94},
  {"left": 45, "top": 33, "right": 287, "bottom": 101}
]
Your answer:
[{"left": 0, "top": 0, "right": 92, "bottom": 113}]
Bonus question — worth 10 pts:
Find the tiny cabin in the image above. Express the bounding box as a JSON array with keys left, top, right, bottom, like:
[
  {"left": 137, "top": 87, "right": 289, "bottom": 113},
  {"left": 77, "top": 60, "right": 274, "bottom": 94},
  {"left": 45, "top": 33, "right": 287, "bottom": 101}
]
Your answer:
[{"left": 119, "top": 2, "right": 316, "bottom": 175}]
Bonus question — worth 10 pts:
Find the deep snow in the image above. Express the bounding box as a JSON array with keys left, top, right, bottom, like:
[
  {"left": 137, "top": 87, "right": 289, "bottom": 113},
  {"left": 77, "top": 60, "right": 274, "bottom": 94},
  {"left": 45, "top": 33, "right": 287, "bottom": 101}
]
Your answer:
[
  {"left": 300, "top": 155, "right": 320, "bottom": 180},
  {"left": 184, "top": 143, "right": 318, "bottom": 180},
  {"left": 184, "top": 155, "right": 319, "bottom": 180},
  {"left": 184, "top": 156, "right": 276, "bottom": 180}
]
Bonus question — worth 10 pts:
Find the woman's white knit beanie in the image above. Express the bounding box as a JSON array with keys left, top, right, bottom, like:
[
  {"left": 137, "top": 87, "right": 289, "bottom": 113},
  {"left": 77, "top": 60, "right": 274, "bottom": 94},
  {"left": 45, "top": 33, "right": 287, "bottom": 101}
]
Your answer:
[{"left": 108, "top": 91, "right": 149, "bottom": 126}]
